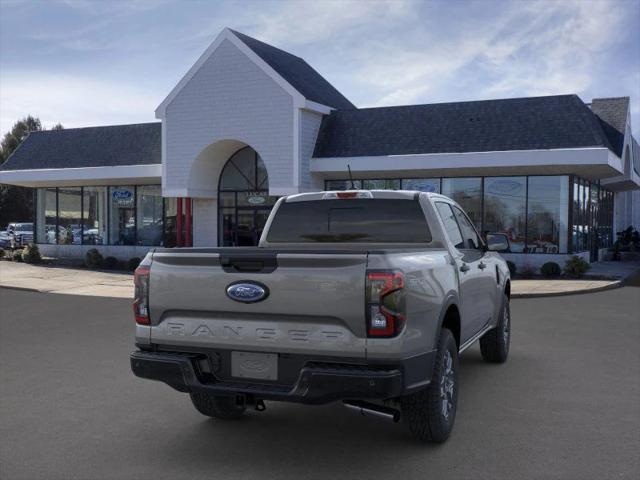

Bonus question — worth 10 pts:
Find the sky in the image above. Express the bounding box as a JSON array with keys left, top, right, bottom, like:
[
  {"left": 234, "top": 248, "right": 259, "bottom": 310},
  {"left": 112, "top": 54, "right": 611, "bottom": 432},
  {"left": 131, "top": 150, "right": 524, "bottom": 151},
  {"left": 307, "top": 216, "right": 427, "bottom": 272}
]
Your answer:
[{"left": 1, "top": 0, "right": 639, "bottom": 137}]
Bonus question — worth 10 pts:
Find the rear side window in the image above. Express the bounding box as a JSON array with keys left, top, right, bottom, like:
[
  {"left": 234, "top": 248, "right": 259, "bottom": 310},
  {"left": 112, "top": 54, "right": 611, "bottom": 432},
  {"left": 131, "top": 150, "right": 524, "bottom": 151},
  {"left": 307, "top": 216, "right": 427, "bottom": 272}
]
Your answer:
[
  {"left": 435, "top": 202, "right": 464, "bottom": 248},
  {"left": 451, "top": 206, "right": 481, "bottom": 250},
  {"left": 266, "top": 199, "right": 431, "bottom": 243}
]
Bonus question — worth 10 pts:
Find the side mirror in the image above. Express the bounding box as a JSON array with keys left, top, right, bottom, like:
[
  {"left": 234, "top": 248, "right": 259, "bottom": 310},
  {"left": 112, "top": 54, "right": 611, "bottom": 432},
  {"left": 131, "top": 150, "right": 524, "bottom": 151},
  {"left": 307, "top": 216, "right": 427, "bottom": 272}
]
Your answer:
[{"left": 486, "top": 233, "right": 510, "bottom": 252}]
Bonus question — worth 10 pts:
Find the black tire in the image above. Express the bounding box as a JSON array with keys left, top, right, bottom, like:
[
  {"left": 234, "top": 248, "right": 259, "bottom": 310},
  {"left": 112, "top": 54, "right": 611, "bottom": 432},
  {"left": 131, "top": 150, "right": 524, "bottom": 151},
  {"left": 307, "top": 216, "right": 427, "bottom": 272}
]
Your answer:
[
  {"left": 189, "top": 392, "right": 247, "bottom": 419},
  {"left": 480, "top": 293, "right": 511, "bottom": 363},
  {"left": 401, "top": 328, "right": 459, "bottom": 443}
]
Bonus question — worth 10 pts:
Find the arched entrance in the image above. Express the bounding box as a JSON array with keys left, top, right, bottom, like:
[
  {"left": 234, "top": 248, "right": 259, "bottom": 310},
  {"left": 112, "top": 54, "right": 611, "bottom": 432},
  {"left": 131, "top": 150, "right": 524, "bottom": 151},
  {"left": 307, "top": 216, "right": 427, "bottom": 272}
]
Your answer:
[{"left": 218, "top": 146, "right": 277, "bottom": 246}]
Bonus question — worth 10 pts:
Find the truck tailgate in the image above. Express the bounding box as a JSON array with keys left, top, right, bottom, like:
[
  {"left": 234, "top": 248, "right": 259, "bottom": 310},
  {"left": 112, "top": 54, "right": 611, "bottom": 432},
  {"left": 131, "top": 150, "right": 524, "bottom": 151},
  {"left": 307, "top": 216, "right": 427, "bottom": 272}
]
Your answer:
[{"left": 148, "top": 250, "right": 368, "bottom": 358}]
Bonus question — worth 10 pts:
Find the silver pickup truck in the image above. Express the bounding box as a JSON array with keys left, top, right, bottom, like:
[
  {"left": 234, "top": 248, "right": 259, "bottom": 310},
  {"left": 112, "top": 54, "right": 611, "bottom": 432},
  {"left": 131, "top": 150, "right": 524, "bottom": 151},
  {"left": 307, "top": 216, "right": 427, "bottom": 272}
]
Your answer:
[{"left": 131, "top": 190, "right": 511, "bottom": 442}]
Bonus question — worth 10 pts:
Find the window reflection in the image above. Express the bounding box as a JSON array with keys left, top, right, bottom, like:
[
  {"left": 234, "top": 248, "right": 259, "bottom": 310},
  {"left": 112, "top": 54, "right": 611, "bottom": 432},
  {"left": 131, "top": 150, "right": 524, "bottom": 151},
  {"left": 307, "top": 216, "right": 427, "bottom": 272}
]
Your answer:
[
  {"left": 325, "top": 180, "right": 362, "bottom": 190},
  {"left": 57, "top": 188, "right": 82, "bottom": 245},
  {"left": 435, "top": 202, "right": 463, "bottom": 248},
  {"left": 109, "top": 186, "right": 136, "bottom": 245},
  {"left": 526, "top": 176, "right": 569, "bottom": 253},
  {"left": 441, "top": 178, "right": 482, "bottom": 231},
  {"left": 34, "top": 185, "right": 179, "bottom": 248},
  {"left": 82, "top": 187, "right": 107, "bottom": 245},
  {"left": 217, "top": 147, "right": 273, "bottom": 247},
  {"left": 322, "top": 175, "right": 613, "bottom": 256},
  {"left": 136, "top": 186, "right": 163, "bottom": 246},
  {"left": 362, "top": 179, "right": 400, "bottom": 190},
  {"left": 483, "top": 177, "right": 526, "bottom": 252},
  {"left": 36, "top": 188, "right": 57, "bottom": 244},
  {"left": 402, "top": 178, "right": 440, "bottom": 193},
  {"left": 163, "top": 197, "right": 177, "bottom": 248}
]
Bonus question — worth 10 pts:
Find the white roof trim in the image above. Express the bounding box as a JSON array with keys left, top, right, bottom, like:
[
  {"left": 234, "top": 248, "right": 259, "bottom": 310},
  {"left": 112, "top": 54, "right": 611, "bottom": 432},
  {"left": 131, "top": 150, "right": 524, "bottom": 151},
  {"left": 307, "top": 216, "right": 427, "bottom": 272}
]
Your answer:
[
  {"left": 303, "top": 100, "right": 333, "bottom": 115},
  {"left": 311, "top": 147, "right": 623, "bottom": 177},
  {"left": 155, "top": 28, "right": 306, "bottom": 118},
  {"left": 0, "top": 164, "right": 162, "bottom": 188}
]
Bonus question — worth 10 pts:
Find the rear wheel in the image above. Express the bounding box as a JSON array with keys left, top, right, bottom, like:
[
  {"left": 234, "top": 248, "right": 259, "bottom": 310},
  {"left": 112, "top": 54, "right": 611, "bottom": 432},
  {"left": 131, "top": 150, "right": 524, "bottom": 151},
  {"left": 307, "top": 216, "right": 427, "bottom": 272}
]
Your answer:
[
  {"left": 401, "top": 328, "right": 459, "bottom": 443},
  {"left": 480, "top": 293, "right": 511, "bottom": 363},
  {"left": 189, "top": 392, "right": 247, "bottom": 419}
]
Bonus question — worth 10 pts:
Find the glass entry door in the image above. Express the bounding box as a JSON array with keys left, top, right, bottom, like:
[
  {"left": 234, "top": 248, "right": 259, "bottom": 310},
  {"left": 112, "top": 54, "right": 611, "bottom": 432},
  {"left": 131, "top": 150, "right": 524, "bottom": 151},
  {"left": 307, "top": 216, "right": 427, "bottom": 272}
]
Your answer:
[
  {"left": 223, "top": 208, "right": 272, "bottom": 246},
  {"left": 218, "top": 146, "right": 276, "bottom": 247}
]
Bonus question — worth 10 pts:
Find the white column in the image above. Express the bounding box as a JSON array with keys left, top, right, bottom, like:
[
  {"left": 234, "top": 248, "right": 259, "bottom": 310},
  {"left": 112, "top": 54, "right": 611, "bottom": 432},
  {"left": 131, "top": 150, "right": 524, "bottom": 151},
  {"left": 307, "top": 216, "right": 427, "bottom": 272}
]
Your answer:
[{"left": 192, "top": 197, "right": 218, "bottom": 247}]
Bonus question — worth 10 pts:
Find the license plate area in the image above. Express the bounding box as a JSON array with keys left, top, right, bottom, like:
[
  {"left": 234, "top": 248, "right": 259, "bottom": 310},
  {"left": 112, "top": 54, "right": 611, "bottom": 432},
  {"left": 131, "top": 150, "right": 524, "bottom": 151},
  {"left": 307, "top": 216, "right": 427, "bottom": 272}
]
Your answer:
[{"left": 231, "top": 351, "right": 278, "bottom": 381}]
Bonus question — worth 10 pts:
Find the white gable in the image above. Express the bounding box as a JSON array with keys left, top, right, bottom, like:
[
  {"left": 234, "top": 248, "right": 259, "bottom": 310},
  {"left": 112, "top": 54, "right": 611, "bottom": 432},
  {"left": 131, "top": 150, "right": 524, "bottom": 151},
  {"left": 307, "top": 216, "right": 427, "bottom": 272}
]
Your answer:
[{"left": 156, "top": 28, "right": 306, "bottom": 118}]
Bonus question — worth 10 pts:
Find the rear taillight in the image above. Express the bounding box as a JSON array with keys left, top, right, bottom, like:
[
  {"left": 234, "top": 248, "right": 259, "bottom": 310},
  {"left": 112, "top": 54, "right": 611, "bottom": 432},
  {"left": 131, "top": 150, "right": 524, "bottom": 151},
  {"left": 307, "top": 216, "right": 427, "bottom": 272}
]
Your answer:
[
  {"left": 366, "top": 270, "right": 405, "bottom": 337},
  {"left": 133, "top": 265, "right": 150, "bottom": 325}
]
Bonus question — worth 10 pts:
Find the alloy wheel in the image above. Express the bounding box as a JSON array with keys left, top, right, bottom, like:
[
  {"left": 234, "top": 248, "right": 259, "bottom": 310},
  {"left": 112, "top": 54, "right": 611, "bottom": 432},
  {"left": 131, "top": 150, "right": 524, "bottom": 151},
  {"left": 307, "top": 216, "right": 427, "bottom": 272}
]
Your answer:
[{"left": 440, "top": 350, "right": 455, "bottom": 419}]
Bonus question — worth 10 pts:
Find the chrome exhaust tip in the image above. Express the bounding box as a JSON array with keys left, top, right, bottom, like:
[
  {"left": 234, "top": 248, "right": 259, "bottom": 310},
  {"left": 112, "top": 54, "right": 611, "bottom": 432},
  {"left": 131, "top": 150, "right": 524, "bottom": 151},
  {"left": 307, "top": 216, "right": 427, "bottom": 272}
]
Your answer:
[{"left": 343, "top": 400, "right": 401, "bottom": 423}]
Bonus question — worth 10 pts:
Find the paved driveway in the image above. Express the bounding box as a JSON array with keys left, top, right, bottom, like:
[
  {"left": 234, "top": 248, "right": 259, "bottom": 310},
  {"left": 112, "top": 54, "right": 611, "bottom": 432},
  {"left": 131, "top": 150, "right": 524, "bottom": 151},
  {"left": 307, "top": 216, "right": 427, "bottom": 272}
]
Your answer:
[{"left": 1, "top": 283, "right": 638, "bottom": 480}]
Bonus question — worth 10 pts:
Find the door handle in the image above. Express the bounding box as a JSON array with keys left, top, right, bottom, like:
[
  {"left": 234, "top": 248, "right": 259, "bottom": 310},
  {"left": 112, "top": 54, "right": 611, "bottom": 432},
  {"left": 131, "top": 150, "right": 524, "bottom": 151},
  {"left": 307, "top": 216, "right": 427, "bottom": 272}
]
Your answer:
[
  {"left": 460, "top": 263, "right": 470, "bottom": 273},
  {"left": 478, "top": 262, "right": 487, "bottom": 270}
]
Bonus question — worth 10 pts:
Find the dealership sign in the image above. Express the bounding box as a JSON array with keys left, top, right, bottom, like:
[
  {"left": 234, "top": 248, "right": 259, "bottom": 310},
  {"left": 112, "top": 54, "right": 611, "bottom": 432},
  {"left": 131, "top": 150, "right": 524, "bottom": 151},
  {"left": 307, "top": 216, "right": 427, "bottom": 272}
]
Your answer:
[
  {"left": 245, "top": 192, "right": 267, "bottom": 205},
  {"left": 112, "top": 188, "right": 134, "bottom": 207},
  {"left": 488, "top": 179, "right": 523, "bottom": 195}
]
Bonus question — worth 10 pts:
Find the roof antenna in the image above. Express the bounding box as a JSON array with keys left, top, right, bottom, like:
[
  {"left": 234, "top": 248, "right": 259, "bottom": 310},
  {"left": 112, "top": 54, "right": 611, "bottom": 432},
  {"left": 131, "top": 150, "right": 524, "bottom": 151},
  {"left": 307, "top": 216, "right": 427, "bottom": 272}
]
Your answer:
[{"left": 347, "top": 164, "right": 356, "bottom": 190}]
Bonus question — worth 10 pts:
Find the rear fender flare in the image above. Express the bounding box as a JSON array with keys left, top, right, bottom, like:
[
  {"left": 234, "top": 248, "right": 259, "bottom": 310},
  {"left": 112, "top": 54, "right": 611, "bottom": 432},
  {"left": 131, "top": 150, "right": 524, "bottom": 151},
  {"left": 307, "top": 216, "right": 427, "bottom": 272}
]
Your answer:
[{"left": 434, "top": 291, "right": 461, "bottom": 349}]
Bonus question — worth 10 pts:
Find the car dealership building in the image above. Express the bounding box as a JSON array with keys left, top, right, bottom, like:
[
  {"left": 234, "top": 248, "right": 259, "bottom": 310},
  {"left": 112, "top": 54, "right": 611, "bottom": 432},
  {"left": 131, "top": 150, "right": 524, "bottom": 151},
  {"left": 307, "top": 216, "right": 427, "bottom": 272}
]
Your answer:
[{"left": 1, "top": 28, "right": 639, "bottom": 268}]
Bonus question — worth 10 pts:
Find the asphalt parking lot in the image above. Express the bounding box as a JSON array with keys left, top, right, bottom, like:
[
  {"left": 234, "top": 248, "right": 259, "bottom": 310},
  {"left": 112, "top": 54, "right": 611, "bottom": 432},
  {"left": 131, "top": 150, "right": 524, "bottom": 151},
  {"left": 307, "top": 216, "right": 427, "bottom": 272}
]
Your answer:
[{"left": 1, "top": 281, "right": 639, "bottom": 480}]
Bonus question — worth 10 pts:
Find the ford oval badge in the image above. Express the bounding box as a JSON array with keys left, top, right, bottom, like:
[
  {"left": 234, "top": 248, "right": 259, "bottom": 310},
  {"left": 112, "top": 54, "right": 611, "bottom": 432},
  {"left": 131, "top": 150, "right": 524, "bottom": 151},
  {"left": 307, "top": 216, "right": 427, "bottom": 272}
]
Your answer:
[{"left": 226, "top": 281, "right": 269, "bottom": 303}]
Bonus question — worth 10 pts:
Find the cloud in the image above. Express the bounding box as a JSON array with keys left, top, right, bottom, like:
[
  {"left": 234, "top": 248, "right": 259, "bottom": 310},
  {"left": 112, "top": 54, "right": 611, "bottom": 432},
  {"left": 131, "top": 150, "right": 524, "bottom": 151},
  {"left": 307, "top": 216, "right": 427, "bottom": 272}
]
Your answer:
[
  {"left": 19, "top": 0, "right": 175, "bottom": 52},
  {"left": 347, "top": 0, "right": 629, "bottom": 107},
  {"left": 475, "top": 0, "right": 625, "bottom": 98},
  {"left": 58, "top": 0, "right": 171, "bottom": 16},
  {"left": 0, "top": 0, "right": 637, "bottom": 137},
  {"left": 0, "top": 72, "right": 158, "bottom": 133},
  {"left": 248, "top": 0, "right": 412, "bottom": 46}
]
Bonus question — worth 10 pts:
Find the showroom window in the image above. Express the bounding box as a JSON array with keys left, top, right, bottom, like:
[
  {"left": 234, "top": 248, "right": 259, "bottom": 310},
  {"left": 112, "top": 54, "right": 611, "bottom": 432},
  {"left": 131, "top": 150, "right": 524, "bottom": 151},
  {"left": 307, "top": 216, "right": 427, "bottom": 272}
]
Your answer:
[
  {"left": 526, "top": 176, "right": 569, "bottom": 253},
  {"left": 571, "top": 176, "right": 614, "bottom": 256},
  {"left": 136, "top": 185, "right": 163, "bottom": 246},
  {"left": 325, "top": 180, "right": 362, "bottom": 190},
  {"left": 57, "top": 187, "right": 82, "bottom": 245},
  {"left": 362, "top": 179, "right": 401, "bottom": 190},
  {"left": 35, "top": 187, "right": 57, "bottom": 244},
  {"left": 163, "top": 197, "right": 177, "bottom": 248},
  {"left": 324, "top": 174, "right": 613, "bottom": 255},
  {"left": 403, "top": 178, "right": 441, "bottom": 193},
  {"left": 572, "top": 179, "right": 581, "bottom": 252},
  {"left": 108, "top": 186, "right": 136, "bottom": 245},
  {"left": 578, "top": 179, "right": 587, "bottom": 252},
  {"left": 441, "top": 177, "right": 482, "bottom": 231},
  {"left": 82, "top": 187, "right": 108, "bottom": 245},
  {"left": 34, "top": 185, "right": 180, "bottom": 247},
  {"left": 483, "top": 177, "right": 526, "bottom": 253}
]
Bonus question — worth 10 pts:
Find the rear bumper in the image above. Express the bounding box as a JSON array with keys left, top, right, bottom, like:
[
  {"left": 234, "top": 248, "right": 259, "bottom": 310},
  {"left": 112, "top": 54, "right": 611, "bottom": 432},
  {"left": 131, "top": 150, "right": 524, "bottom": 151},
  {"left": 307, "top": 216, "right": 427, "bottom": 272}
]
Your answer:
[{"left": 130, "top": 350, "right": 428, "bottom": 404}]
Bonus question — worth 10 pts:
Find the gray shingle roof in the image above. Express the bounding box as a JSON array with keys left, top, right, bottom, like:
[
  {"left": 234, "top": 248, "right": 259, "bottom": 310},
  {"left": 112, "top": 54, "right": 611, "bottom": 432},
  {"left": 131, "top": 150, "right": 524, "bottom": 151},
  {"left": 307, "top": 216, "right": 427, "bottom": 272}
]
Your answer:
[
  {"left": 0, "top": 122, "right": 161, "bottom": 171},
  {"left": 590, "top": 97, "right": 629, "bottom": 157},
  {"left": 230, "top": 29, "right": 355, "bottom": 110},
  {"left": 313, "top": 94, "right": 616, "bottom": 158}
]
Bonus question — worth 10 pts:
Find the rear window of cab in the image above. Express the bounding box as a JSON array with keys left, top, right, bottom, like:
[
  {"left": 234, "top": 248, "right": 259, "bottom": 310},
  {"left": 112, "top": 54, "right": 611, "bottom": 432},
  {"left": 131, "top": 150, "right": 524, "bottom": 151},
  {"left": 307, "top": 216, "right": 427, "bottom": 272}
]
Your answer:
[{"left": 266, "top": 198, "right": 432, "bottom": 243}]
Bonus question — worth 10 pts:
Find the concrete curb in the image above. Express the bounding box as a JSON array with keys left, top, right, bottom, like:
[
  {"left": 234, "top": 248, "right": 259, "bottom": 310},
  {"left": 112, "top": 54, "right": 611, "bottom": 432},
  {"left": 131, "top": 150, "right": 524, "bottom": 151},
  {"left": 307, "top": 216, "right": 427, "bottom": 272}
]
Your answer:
[
  {"left": 511, "top": 280, "right": 623, "bottom": 299},
  {"left": 0, "top": 285, "right": 41, "bottom": 293}
]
